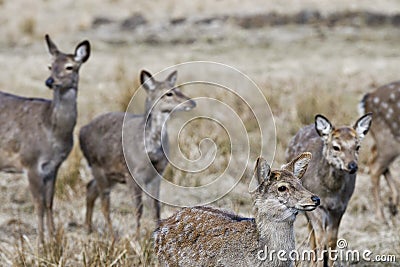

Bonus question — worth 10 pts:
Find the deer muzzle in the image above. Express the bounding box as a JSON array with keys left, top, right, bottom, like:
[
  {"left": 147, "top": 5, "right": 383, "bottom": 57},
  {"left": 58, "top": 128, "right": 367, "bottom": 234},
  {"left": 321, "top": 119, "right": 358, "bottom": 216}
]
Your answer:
[
  {"left": 348, "top": 161, "right": 358, "bottom": 174},
  {"left": 45, "top": 77, "right": 54, "bottom": 89}
]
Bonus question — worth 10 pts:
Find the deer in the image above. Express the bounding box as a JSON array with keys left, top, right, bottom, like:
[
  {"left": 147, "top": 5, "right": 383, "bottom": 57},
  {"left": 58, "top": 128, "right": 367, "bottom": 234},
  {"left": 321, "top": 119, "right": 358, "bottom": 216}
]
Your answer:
[
  {"left": 154, "top": 153, "right": 320, "bottom": 267},
  {"left": 80, "top": 69, "right": 196, "bottom": 236},
  {"left": 286, "top": 113, "right": 372, "bottom": 267},
  {"left": 0, "top": 35, "right": 90, "bottom": 243},
  {"left": 360, "top": 82, "right": 400, "bottom": 221}
]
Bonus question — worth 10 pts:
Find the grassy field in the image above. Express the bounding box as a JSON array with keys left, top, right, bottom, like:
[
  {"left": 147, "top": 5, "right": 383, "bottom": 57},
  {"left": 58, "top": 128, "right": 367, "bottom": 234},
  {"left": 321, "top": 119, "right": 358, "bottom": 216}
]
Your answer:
[{"left": 1, "top": 0, "right": 400, "bottom": 266}]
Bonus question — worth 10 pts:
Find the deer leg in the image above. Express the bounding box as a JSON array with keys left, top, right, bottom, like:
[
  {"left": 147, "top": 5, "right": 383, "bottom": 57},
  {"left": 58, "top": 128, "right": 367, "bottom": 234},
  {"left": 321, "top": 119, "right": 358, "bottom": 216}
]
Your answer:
[
  {"left": 369, "top": 158, "right": 385, "bottom": 221},
  {"left": 146, "top": 176, "right": 161, "bottom": 223},
  {"left": 85, "top": 179, "right": 99, "bottom": 233},
  {"left": 91, "top": 167, "right": 114, "bottom": 236},
  {"left": 27, "top": 169, "right": 45, "bottom": 244},
  {"left": 326, "top": 216, "right": 342, "bottom": 267},
  {"left": 44, "top": 170, "right": 57, "bottom": 239},
  {"left": 127, "top": 177, "right": 143, "bottom": 234},
  {"left": 306, "top": 210, "right": 327, "bottom": 267},
  {"left": 308, "top": 221, "right": 317, "bottom": 251},
  {"left": 383, "top": 169, "right": 399, "bottom": 216},
  {"left": 99, "top": 190, "right": 113, "bottom": 236}
]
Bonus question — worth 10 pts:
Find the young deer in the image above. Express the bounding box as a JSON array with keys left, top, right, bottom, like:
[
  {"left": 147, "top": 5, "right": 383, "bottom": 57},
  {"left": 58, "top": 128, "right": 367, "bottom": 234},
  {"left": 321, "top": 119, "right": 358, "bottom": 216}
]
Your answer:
[
  {"left": 0, "top": 35, "right": 90, "bottom": 243},
  {"left": 80, "top": 70, "right": 196, "bottom": 235},
  {"left": 360, "top": 82, "right": 400, "bottom": 220},
  {"left": 286, "top": 113, "right": 372, "bottom": 267},
  {"left": 154, "top": 153, "right": 320, "bottom": 267}
]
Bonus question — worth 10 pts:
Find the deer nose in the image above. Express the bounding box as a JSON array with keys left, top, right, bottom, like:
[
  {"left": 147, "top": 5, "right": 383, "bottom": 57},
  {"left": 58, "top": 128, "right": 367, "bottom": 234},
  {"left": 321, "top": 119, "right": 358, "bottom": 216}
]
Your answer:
[
  {"left": 45, "top": 77, "right": 54, "bottom": 88},
  {"left": 311, "top": 195, "right": 320, "bottom": 206},
  {"left": 348, "top": 161, "right": 358, "bottom": 174}
]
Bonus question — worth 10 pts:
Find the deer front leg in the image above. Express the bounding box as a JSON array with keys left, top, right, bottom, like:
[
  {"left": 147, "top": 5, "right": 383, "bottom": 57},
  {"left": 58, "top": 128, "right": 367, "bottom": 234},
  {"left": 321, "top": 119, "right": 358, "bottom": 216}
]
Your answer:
[
  {"left": 27, "top": 169, "right": 45, "bottom": 244},
  {"left": 368, "top": 145, "right": 387, "bottom": 221},
  {"left": 44, "top": 169, "right": 57, "bottom": 240},
  {"left": 326, "top": 220, "right": 340, "bottom": 267},
  {"left": 127, "top": 177, "right": 143, "bottom": 235},
  {"left": 146, "top": 175, "right": 161, "bottom": 223},
  {"left": 306, "top": 209, "right": 329, "bottom": 267}
]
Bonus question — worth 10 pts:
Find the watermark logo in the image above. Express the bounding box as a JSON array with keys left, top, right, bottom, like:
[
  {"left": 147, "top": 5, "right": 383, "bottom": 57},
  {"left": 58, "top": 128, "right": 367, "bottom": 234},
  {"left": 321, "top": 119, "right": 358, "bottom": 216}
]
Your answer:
[
  {"left": 257, "top": 238, "right": 397, "bottom": 264},
  {"left": 122, "top": 61, "right": 276, "bottom": 207}
]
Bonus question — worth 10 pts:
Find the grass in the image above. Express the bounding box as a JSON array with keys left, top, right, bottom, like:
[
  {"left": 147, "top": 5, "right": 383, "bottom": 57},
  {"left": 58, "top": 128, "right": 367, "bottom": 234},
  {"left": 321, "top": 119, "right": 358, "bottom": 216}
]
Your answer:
[
  {"left": 1, "top": 1, "right": 400, "bottom": 266},
  {"left": 19, "top": 17, "right": 36, "bottom": 37}
]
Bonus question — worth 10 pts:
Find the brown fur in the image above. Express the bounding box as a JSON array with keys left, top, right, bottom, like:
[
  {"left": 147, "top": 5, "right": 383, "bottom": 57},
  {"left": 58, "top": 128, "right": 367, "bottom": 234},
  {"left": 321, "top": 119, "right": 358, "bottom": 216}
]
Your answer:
[
  {"left": 80, "top": 70, "right": 196, "bottom": 236},
  {"left": 154, "top": 153, "right": 320, "bottom": 267},
  {"left": 0, "top": 35, "right": 90, "bottom": 243},
  {"left": 286, "top": 113, "right": 372, "bottom": 267},
  {"left": 360, "top": 81, "right": 400, "bottom": 220}
]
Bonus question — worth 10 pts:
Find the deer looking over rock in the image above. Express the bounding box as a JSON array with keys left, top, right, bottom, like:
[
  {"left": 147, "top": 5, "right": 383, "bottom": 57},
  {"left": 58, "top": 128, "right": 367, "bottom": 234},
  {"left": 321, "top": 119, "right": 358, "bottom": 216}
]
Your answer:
[
  {"left": 360, "top": 82, "right": 400, "bottom": 221},
  {"left": 80, "top": 70, "right": 196, "bottom": 236},
  {"left": 286, "top": 113, "right": 372, "bottom": 266},
  {"left": 154, "top": 153, "right": 320, "bottom": 267},
  {"left": 0, "top": 35, "right": 90, "bottom": 243}
]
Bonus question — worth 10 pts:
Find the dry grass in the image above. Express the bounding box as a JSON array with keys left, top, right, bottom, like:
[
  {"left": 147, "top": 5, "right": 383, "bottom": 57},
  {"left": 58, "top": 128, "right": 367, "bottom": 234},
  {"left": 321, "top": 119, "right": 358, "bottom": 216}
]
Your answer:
[{"left": 1, "top": 0, "right": 400, "bottom": 266}]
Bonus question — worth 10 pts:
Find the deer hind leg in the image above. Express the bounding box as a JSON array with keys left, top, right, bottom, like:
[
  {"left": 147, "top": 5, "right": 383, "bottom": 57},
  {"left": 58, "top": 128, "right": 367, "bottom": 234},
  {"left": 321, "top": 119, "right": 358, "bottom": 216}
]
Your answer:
[
  {"left": 85, "top": 179, "right": 99, "bottom": 233},
  {"left": 91, "top": 167, "right": 114, "bottom": 236},
  {"left": 383, "top": 169, "right": 399, "bottom": 216}
]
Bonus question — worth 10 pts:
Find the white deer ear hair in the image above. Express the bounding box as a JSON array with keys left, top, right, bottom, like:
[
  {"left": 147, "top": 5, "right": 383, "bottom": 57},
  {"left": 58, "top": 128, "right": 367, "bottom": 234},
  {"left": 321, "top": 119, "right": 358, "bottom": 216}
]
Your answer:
[
  {"left": 74, "top": 40, "right": 90, "bottom": 63},
  {"left": 281, "top": 152, "right": 312, "bottom": 179},
  {"left": 140, "top": 70, "right": 156, "bottom": 91},
  {"left": 315, "top": 114, "right": 333, "bottom": 140},
  {"left": 354, "top": 113, "right": 372, "bottom": 140}
]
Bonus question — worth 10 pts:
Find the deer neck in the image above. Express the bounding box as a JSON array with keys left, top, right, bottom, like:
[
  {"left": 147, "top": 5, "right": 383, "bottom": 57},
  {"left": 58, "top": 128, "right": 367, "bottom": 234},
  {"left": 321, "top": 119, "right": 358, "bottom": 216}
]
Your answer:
[
  {"left": 49, "top": 88, "right": 77, "bottom": 140},
  {"left": 144, "top": 111, "right": 169, "bottom": 159},
  {"left": 253, "top": 200, "right": 296, "bottom": 255},
  {"left": 320, "top": 145, "right": 347, "bottom": 190}
]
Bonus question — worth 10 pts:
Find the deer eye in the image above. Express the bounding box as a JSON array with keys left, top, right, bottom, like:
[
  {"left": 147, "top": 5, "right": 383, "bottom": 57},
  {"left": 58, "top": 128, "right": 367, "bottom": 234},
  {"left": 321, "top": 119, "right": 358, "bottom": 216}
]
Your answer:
[
  {"left": 332, "top": 145, "right": 341, "bottom": 151},
  {"left": 165, "top": 92, "right": 173, "bottom": 97},
  {"left": 278, "top": 186, "right": 287, "bottom": 192},
  {"left": 48, "top": 65, "right": 52, "bottom": 70},
  {"left": 65, "top": 65, "right": 73, "bottom": 70}
]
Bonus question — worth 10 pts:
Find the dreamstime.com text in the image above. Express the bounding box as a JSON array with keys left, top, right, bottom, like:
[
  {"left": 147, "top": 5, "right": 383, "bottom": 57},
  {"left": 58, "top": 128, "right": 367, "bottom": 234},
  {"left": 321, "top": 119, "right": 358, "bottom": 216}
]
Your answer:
[{"left": 257, "top": 239, "right": 397, "bottom": 263}]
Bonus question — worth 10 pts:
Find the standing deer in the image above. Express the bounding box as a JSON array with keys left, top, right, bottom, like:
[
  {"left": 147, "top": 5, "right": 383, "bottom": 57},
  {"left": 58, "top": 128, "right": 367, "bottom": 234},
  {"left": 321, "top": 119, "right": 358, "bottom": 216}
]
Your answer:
[
  {"left": 0, "top": 35, "right": 90, "bottom": 243},
  {"left": 360, "top": 82, "right": 400, "bottom": 220},
  {"left": 80, "top": 70, "right": 196, "bottom": 235},
  {"left": 154, "top": 153, "right": 320, "bottom": 267},
  {"left": 286, "top": 113, "right": 372, "bottom": 267}
]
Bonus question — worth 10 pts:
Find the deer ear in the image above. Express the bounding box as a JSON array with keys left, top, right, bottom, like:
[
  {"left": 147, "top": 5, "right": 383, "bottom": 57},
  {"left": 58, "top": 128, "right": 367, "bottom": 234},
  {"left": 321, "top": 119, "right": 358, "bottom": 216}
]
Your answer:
[
  {"left": 45, "top": 34, "right": 59, "bottom": 56},
  {"left": 74, "top": 40, "right": 90, "bottom": 63},
  {"left": 315, "top": 114, "right": 333, "bottom": 141},
  {"left": 255, "top": 157, "right": 271, "bottom": 185},
  {"left": 166, "top": 70, "right": 178, "bottom": 88},
  {"left": 281, "top": 152, "right": 311, "bottom": 179},
  {"left": 354, "top": 113, "right": 372, "bottom": 140},
  {"left": 141, "top": 70, "right": 156, "bottom": 91}
]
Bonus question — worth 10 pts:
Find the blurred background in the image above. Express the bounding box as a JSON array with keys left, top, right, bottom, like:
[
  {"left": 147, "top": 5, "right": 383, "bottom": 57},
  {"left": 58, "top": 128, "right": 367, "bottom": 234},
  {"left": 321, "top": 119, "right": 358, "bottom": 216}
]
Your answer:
[{"left": 0, "top": 0, "right": 400, "bottom": 265}]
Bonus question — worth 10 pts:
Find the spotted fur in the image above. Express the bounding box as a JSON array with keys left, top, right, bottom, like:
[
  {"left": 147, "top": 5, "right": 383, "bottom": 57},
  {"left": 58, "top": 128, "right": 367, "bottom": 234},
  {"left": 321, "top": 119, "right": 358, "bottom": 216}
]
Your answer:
[
  {"left": 360, "top": 81, "right": 400, "bottom": 220},
  {"left": 154, "top": 154, "right": 320, "bottom": 267}
]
